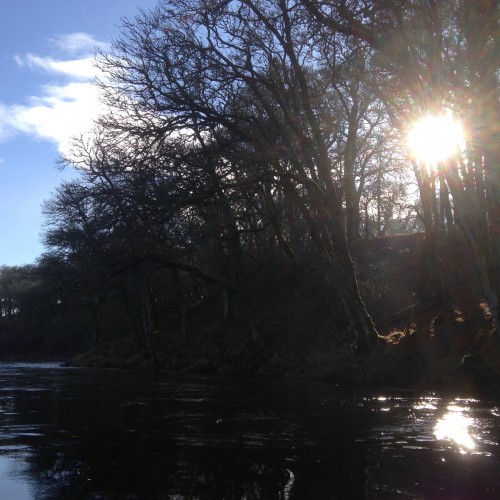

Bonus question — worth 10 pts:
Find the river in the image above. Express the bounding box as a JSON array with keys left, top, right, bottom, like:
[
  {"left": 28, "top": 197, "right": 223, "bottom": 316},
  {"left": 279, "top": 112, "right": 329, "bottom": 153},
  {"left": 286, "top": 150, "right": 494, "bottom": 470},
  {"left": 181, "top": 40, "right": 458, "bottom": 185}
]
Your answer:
[{"left": 0, "top": 362, "right": 499, "bottom": 498}]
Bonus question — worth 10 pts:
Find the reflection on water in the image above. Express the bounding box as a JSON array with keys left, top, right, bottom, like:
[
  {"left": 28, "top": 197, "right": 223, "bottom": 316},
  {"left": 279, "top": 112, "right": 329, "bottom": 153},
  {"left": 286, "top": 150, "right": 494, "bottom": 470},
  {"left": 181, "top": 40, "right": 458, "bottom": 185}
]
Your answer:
[
  {"left": 283, "top": 468, "right": 294, "bottom": 499},
  {"left": 0, "top": 363, "right": 499, "bottom": 498},
  {"left": 434, "top": 403, "right": 477, "bottom": 452},
  {"left": 0, "top": 455, "right": 31, "bottom": 500}
]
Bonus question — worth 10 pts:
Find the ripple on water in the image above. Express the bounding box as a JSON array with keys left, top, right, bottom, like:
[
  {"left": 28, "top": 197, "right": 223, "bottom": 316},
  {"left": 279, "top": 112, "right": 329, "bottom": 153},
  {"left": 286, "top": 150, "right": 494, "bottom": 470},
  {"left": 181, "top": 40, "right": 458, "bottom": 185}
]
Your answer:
[
  {"left": 0, "top": 367, "right": 499, "bottom": 498},
  {"left": 0, "top": 445, "right": 26, "bottom": 452}
]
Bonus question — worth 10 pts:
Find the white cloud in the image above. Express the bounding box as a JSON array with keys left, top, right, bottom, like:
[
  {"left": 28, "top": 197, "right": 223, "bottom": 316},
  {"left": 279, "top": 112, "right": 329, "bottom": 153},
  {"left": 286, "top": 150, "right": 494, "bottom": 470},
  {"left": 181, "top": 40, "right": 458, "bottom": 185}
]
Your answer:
[
  {"left": 1, "top": 33, "right": 107, "bottom": 155},
  {"left": 16, "top": 53, "right": 98, "bottom": 80},
  {"left": 7, "top": 82, "right": 102, "bottom": 154},
  {"left": 0, "top": 104, "right": 12, "bottom": 142},
  {"left": 50, "top": 32, "right": 107, "bottom": 54}
]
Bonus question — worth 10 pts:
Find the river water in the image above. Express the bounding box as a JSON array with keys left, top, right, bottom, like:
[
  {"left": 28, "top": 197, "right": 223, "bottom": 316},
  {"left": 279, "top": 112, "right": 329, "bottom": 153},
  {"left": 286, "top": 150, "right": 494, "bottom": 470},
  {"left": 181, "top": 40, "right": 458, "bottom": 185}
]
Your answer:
[{"left": 0, "top": 363, "right": 499, "bottom": 499}]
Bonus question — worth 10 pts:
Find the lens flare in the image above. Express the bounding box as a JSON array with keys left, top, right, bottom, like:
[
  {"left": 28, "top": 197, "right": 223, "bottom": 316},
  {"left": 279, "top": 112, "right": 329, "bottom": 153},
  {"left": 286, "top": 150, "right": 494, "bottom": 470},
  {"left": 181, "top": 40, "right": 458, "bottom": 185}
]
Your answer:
[{"left": 407, "top": 115, "right": 464, "bottom": 165}]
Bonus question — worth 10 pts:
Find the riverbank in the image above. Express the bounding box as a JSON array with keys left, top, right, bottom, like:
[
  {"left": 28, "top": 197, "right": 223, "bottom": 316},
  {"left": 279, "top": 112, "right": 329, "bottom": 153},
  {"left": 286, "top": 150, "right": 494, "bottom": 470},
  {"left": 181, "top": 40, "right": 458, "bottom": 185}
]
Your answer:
[
  {"left": 1, "top": 232, "right": 497, "bottom": 396},
  {"left": 70, "top": 234, "right": 500, "bottom": 397},
  {"left": 70, "top": 307, "right": 499, "bottom": 398}
]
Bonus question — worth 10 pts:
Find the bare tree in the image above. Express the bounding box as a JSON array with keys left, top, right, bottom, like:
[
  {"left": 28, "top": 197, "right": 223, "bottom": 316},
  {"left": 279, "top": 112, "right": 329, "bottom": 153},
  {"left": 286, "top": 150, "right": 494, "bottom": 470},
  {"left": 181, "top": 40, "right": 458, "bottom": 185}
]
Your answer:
[{"left": 303, "top": 0, "right": 500, "bottom": 331}]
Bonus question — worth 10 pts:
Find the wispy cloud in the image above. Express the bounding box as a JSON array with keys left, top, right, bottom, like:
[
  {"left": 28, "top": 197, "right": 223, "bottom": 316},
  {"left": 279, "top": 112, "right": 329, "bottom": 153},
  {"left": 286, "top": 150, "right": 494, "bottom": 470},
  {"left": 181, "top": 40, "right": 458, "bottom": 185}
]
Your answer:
[
  {"left": 15, "top": 53, "right": 98, "bottom": 80},
  {"left": 0, "top": 33, "right": 106, "bottom": 155},
  {"left": 50, "top": 32, "right": 108, "bottom": 54}
]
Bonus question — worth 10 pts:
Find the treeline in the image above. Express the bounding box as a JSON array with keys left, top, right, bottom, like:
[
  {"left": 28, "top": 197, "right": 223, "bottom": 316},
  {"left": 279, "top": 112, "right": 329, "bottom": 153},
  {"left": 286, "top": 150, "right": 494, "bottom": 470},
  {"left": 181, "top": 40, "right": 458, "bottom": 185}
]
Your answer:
[{"left": 0, "top": 0, "right": 498, "bottom": 361}]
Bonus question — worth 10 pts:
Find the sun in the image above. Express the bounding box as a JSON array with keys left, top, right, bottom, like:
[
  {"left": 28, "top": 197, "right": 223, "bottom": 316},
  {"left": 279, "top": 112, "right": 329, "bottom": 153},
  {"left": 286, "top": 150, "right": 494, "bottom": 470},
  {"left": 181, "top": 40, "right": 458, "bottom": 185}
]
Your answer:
[{"left": 407, "top": 114, "right": 464, "bottom": 166}]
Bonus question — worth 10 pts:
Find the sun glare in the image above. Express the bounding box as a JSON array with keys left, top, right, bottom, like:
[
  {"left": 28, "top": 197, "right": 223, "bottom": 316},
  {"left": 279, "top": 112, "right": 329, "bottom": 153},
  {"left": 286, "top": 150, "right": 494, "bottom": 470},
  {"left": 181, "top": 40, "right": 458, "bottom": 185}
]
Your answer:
[
  {"left": 434, "top": 408, "right": 476, "bottom": 452},
  {"left": 407, "top": 115, "right": 464, "bottom": 166}
]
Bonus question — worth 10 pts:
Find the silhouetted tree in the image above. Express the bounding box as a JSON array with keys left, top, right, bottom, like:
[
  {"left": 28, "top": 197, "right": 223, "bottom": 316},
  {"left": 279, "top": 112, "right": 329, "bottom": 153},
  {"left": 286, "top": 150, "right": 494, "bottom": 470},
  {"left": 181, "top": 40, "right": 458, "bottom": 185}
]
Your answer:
[
  {"left": 303, "top": 0, "right": 500, "bottom": 331},
  {"left": 91, "top": 0, "right": 382, "bottom": 349}
]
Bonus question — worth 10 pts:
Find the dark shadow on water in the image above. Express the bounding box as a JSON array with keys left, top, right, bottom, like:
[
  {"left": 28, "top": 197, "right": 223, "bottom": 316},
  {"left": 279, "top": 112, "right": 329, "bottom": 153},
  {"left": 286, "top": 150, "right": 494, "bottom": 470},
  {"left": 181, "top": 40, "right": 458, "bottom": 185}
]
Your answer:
[{"left": 0, "top": 364, "right": 499, "bottom": 498}]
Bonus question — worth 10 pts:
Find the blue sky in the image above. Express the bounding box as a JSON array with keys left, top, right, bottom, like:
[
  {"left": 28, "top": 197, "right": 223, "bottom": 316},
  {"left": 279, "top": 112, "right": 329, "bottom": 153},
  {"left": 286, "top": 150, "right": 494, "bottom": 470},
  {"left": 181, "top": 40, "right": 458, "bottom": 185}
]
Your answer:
[{"left": 0, "top": 0, "right": 158, "bottom": 266}]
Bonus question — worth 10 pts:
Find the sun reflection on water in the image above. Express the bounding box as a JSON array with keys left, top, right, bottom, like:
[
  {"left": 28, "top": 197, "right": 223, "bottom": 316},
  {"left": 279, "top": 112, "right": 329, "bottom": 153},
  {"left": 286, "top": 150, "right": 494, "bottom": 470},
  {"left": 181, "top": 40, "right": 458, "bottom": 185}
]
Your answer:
[
  {"left": 413, "top": 396, "right": 439, "bottom": 411},
  {"left": 364, "top": 395, "right": 496, "bottom": 457},
  {"left": 434, "top": 404, "right": 476, "bottom": 452}
]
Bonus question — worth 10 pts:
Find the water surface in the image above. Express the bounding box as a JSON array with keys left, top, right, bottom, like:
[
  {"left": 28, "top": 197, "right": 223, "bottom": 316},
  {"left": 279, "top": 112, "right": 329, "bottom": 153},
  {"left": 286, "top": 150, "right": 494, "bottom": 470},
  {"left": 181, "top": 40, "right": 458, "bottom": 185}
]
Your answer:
[{"left": 0, "top": 362, "right": 499, "bottom": 498}]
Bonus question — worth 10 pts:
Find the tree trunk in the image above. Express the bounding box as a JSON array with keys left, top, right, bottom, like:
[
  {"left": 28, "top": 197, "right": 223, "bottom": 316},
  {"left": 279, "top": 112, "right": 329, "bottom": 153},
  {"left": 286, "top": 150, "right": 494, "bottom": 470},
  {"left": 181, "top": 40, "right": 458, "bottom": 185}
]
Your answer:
[
  {"left": 172, "top": 269, "right": 186, "bottom": 337},
  {"left": 438, "top": 172, "right": 453, "bottom": 231},
  {"left": 344, "top": 102, "right": 359, "bottom": 246},
  {"left": 376, "top": 169, "right": 382, "bottom": 236},
  {"left": 90, "top": 300, "right": 102, "bottom": 347},
  {"left": 140, "top": 278, "right": 160, "bottom": 370},
  {"left": 120, "top": 285, "right": 145, "bottom": 349},
  {"left": 287, "top": 179, "right": 378, "bottom": 351},
  {"left": 445, "top": 162, "right": 500, "bottom": 334}
]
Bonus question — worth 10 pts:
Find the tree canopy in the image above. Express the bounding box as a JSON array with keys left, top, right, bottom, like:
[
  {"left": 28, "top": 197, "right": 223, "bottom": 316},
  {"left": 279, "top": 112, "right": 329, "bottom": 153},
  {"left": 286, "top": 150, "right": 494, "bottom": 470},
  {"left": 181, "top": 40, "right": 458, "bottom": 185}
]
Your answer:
[{"left": 1, "top": 0, "right": 498, "bottom": 372}]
